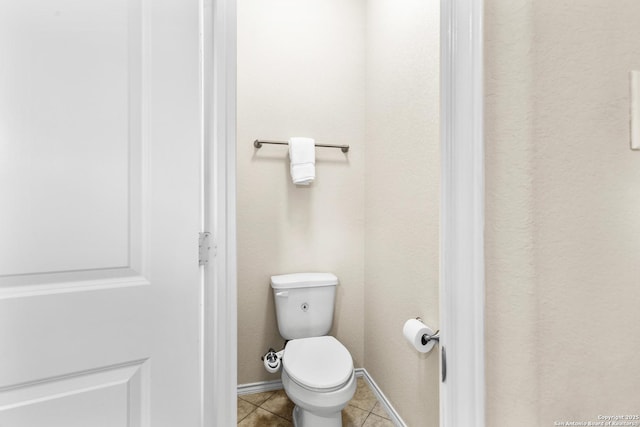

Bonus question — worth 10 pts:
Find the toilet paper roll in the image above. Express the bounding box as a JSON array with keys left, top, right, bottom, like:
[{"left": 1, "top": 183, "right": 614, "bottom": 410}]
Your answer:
[{"left": 403, "top": 319, "right": 436, "bottom": 354}]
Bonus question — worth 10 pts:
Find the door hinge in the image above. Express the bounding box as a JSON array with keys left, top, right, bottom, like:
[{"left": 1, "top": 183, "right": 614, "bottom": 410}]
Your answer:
[{"left": 199, "top": 232, "right": 212, "bottom": 266}]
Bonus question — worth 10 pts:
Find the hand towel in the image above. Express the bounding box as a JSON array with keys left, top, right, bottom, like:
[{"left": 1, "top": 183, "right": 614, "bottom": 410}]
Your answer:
[{"left": 288, "top": 137, "right": 315, "bottom": 185}]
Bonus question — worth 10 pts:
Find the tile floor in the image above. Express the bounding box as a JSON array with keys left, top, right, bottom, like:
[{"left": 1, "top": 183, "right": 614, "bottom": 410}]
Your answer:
[{"left": 237, "top": 377, "right": 395, "bottom": 427}]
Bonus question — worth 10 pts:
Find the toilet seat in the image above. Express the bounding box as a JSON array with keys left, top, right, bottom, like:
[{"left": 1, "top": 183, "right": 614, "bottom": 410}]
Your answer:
[{"left": 283, "top": 336, "right": 353, "bottom": 392}]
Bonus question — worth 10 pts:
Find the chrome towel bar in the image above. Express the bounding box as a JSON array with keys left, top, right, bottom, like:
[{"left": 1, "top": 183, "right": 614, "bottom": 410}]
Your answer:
[{"left": 253, "top": 139, "right": 350, "bottom": 153}]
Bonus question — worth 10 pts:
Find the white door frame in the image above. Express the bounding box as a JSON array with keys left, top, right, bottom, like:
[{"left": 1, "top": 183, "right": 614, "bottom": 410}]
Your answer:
[
  {"left": 202, "top": 0, "right": 237, "bottom": 426},
  {"left": 440, "top": 0, "right": 485, "bottom": 427},
  {"left": 203, "top": 0, "right": 486, "bottom": 425}
]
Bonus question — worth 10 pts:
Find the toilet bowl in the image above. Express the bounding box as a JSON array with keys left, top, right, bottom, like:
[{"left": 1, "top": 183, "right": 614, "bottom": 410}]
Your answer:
[
  {"left": 269, "top": 273, "right": 356, "bottom": 426},
  {"left": 281, "top": 336, "right": 356, "bottom": 427}
]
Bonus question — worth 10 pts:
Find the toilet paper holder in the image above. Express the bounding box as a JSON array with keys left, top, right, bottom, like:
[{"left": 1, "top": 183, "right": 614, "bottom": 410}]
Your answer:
[
  {"left": 416, "top": 317, "right": 440, "bottom": 346},
  {"left": 410, "top": 318, "right": 446, "bottom": 382}
]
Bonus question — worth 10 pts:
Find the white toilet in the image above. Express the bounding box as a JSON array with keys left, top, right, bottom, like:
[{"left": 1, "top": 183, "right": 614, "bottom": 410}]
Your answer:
[{"left": 270, "top": 272, "right": 356, "bottom": 427}]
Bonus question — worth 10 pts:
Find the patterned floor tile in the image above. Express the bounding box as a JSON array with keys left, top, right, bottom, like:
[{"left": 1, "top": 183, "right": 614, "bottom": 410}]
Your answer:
[
  {"left": 370, "top": 401, "right": 391, "bottom": 420},
  {"left": 362, "top": 413, "right": 395, "bottom": 427},
  {"left": 238, "top": 407, "right": 292, "bottom": 427},
  {"left": 237, "top": 398, "right": 257, "bottom": 422},
  {"left": 342, "top": 404, "right": 370, "bottom": 427},
  {"left": 238, "top": 376, "right": 399, "bottom": 426},
  {"left": 260, "top": 389, "right": 296, "bottom": 421},
  {"left": 349, "top": 378, "right": 378, "bottom": 412},
  {"left": 239, "top": 390, "right": 276, "bottom": 406}
]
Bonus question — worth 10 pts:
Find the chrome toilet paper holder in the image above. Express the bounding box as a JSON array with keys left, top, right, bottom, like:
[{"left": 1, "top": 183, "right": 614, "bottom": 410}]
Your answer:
[
  {"left": 416, "top": 317, "right": 440, "bottom": 346},
  {"left": 412, "top": 318, "right": 446, "bottom": 382}
]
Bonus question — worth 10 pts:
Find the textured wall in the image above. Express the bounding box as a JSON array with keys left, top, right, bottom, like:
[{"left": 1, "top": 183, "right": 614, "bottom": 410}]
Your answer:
[
  {"left": 363, "top": 1, "right": 440, "bottom": 426},
  {"left": 484, "top": 1, "right": 539, "bottom": 424},
  {"left": 237, "top": 0, "right": 366, "bottom": 384},
  {"left": 238, "top": 3, "right": 442, "bottom": 424},
  {"left": 486, "top": 1, "right": 640, "bottom": 424}
]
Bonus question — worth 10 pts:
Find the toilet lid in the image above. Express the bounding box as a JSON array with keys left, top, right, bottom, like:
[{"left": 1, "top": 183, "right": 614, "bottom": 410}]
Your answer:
[{"left": 283, "top": 336, "right": 353, "bottom": 390}]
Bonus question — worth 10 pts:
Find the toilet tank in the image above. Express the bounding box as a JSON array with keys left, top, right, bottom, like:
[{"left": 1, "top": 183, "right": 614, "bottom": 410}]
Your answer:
[{"left": 270, "top": 273, "right": 339, "bottom": 340}]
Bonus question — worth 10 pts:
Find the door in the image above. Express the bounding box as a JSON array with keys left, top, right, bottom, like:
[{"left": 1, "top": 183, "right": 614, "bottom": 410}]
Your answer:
[{"left": 0, "top": 0, "right": 203, "bottom": 426}]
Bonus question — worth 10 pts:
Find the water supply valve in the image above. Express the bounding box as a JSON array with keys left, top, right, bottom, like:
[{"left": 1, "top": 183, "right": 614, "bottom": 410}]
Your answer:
[{"left": 261, "top": 348, "right": 284, "bottom": 373}]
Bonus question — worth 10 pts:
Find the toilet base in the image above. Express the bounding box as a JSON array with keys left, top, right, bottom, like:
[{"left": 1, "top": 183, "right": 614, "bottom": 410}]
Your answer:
[{"left": 292, "top": 405, "right": 342, "bottom": 427}]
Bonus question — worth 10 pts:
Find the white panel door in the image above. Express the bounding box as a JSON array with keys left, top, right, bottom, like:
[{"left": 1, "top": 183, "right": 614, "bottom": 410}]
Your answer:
[{"left": 0, "top": 0, "right": 203, "bottom": 426}]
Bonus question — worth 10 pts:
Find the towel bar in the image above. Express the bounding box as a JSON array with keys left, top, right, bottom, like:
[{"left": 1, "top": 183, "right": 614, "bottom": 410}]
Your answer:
[{"left": 253, "top": 139, "right": 349, "bottom": 153}]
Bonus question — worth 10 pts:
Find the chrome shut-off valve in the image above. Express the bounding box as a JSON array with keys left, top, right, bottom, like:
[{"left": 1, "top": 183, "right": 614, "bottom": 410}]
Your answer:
[{"left": 261, "top": 348, "right": 284, "bottom": 373}]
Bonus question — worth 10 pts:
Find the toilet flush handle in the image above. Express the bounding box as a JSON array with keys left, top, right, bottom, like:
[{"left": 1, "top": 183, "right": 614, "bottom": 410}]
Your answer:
[{"left": 276, "top": 291, "right": 289, "bottom": 298}]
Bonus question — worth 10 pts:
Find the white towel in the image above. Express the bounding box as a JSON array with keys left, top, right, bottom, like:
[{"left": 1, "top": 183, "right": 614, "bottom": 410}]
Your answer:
[{"left": 288, "top": 137, "right": 315, "bottom": 185}]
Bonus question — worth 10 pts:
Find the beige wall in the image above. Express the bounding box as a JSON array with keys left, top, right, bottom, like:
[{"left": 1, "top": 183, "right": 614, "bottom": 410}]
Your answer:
[
  {"left": 363, "top": 1, "right": 440, "bottom": 426},
  {"left": 486, "top": 1, "right": 640, "bottom": 425},
  {"left": 237, "top": 0, "right": 366, "bottom": 384},
  {"left": 238, "top": 0, "right": 640, "bottom": 422},
  {"left": 237, "top": 1, "right": 440, "bottom": 423}
]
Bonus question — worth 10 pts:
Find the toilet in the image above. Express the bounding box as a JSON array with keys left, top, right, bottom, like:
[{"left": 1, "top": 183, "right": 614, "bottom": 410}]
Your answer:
[{"left": 270, "top": 273, "right": 356, "bottom": 427}]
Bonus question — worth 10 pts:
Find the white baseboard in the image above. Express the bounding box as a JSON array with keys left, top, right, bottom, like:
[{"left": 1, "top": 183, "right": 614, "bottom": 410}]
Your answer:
[
  {"left": 237, "top": 369, "right": 406, "bottom": 427},
  {"left": 356, "top": 368, "right": 407, "bottom": 427},
  {"left": 237, "top": 378, "right": 283, "bottom": 395}
]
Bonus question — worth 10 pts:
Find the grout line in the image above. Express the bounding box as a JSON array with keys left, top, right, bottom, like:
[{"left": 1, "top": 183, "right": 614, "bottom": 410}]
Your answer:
[
  {"left": 238, "top": 390, "right": 275, "bottom": 405},
  {"left": 362, "top": 412, "right": 376, "bottom": 425},
  {"left": 258, "top": 393, "right": 293, "bottom": 424},
  {"left": 372, "top": 401, "right": 393, "bottom": 421},
  {"left": 237, "top": 376, "right": 393, "bottom": 425},
  {"left": 237, "top": 404, "right": 257, "bottom": 423},
  {"left": 261, "top": 409, "right": 291, "bottom": 424},
  {"left": 362, "top": 411, "right": 373, "bottom": 426}
]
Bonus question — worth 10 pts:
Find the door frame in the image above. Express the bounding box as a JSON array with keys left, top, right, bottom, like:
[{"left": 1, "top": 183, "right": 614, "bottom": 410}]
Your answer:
[
  {"left": 203, "top": 0, "right": 486, "bottom": 425},
  {"left": 202, "top": 0, "right": 237, "bottom": 426},
  {"left": 440, "top": 0, "right": 485, "bottom": 426}
]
